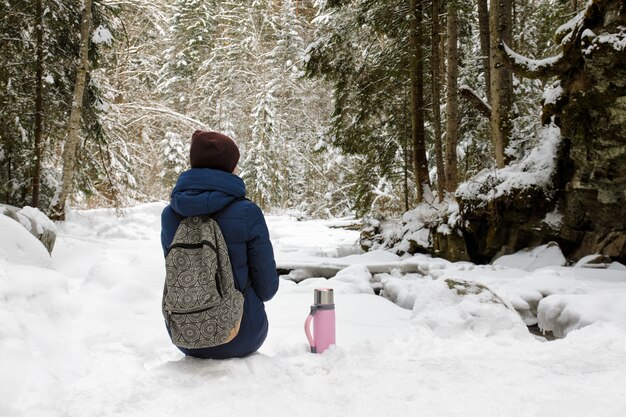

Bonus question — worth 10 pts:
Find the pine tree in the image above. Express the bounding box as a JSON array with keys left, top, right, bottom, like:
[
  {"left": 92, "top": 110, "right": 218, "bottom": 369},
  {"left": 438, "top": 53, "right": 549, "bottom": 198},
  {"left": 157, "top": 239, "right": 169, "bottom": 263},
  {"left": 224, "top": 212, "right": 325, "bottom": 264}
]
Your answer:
[
  {"left": 243, "top": 84, "right": 280, "bottom": 209},
  {"left": 160, "top": 131, "right": 188, "bottom": 190},
  {"left": 0, "top": 0, "right": 114, "bottom": 214},
  {"left": 306, "top": 0, "right": 420, "bottom": 214}
]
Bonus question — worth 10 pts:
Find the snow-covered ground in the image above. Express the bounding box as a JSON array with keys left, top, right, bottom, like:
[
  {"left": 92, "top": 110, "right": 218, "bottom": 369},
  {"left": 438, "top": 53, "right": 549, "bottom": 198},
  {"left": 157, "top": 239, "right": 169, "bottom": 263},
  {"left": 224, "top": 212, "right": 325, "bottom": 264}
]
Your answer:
[{"left": 2, "top": 203, "right": 626, "bottom": 416}]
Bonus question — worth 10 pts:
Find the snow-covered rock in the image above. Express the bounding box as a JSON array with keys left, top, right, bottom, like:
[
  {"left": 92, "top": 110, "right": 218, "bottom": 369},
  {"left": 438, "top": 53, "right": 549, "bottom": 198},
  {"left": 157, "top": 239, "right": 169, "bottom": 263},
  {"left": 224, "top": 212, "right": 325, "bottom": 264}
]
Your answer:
[
  {"left": 492, "top": 242, "right": 566, "bottom": 271},
  {"left": 609, "top": 262, "right": 626, "bottom": 270},
  {"left": 537, "top": 290, "right": 626, "bottom": 337},
  {"left": 329, "top": 264, "right": 374, "bottom": 294},
  {"left": 1, "top": 204, "right": 57, "bottom": 254},
  {"left": 457, "top": 123, "right": 561, "bottom": 203},
  {"left": 361, "top": 198, "right": 469, "bottom": 262},
  {"left": 280, "top": 275, "right": 374, "bottom": 295},
  {"left": 0, "top": 213, "right": 53, "bottom": 269},
  {"left": 378, "top": 273, "right": 423, "bottom": 309},
  {"left": 280, "top": 264, "right": 377, "bottom": 295},
  {"left": 574, "top": 254, "right": 612, "bottom": 269},
  {"left": 410, "top": 278, "right": 531, "bottom": 340}
]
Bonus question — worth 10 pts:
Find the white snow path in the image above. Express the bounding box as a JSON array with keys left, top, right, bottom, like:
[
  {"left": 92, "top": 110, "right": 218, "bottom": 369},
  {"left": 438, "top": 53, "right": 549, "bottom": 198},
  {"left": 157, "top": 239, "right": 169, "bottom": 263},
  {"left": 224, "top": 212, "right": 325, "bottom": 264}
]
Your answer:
[{"left": 2, "top": 203, "right": 626, "bottom": 416}]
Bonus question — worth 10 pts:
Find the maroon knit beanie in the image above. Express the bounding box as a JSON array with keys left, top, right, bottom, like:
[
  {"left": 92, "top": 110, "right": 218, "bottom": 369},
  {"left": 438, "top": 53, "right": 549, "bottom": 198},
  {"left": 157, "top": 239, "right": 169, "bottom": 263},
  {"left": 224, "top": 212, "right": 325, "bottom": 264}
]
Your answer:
[{"left": 189, "top": 130, "right": 240, "bottom": 173}]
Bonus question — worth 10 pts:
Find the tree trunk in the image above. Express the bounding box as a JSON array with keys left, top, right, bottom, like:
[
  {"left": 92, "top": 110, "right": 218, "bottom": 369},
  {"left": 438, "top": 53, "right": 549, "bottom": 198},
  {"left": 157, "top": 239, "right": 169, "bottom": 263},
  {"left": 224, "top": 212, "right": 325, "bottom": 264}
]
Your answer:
[
  {"left": 410, "top": 0, "right": 430, "bottom": 202},
  {"left": 403, "top": 94, "right": 410, "bottom": 211},
  {"left": 445, "top": 4, "right": 460, "bottom": 191},
  {"left": 489, "top": 0, "right": 513, "bottom": 168},
  {"left": 52, "top": 0, "right": 92, "bottom": 220},
  {"left": 432, "top": 0, "right": 445, "bottom": 202},
  {"left": 32, "top": 0, "right": 44, "bottom": 208},
  {"left": 477, "top": 0, "right": 491, "bottom": 103}
]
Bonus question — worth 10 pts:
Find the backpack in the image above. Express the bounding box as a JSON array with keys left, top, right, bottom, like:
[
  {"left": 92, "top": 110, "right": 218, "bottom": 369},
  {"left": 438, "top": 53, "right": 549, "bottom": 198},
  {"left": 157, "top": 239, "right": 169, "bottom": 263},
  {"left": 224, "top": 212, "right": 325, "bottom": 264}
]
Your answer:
[{"left": 162, "top": 201, "right": 245, "bottom": 349}]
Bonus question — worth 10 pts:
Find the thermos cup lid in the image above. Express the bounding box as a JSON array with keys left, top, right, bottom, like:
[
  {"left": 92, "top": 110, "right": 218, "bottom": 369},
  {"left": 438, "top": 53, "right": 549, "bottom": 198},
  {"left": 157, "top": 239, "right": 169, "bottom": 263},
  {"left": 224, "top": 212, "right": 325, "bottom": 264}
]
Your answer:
[{"left": 314, "top": 288, "right": 334, "bottom": 305}]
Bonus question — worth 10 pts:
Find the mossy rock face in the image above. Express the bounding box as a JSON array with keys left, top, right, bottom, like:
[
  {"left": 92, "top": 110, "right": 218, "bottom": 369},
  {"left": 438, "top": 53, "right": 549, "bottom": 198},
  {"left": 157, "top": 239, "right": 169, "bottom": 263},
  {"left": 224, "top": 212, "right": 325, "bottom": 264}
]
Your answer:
[
  {"left": 458, "top": 188, "right": 558, "bottom": 264},
  {"left": 359, "top": 222, "right": 384, "bottom": 252},
  {"left": 458, "top": 2, "right": 626, "bottom": 264},
  {"left": 556, "top": 14, "right": 626, "bottom": 262},
  {"left": 405, "top": 238, "right": 429, "bottom": 256},
  {"left": 431, "top": 229, "right": 470, "bottom": 262}
]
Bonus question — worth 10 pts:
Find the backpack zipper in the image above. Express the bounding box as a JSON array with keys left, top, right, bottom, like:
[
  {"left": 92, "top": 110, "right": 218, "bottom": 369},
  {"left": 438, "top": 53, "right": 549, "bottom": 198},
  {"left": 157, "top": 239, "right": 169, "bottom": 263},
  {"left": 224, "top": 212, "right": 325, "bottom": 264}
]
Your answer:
[
  {"left": 168, "top": 240, "right": 217, "bottom": 252},
  {"left": 165, "top": 304, "right": 217, "bottom": 316}
]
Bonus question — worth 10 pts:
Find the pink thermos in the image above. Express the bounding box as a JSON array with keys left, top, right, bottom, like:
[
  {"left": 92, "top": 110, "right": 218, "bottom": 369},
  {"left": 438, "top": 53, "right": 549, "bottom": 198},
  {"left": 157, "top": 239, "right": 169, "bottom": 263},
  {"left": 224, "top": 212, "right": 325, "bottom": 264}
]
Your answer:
[{"left": 304, "top": 288, "right": 336, "bottom": 353}]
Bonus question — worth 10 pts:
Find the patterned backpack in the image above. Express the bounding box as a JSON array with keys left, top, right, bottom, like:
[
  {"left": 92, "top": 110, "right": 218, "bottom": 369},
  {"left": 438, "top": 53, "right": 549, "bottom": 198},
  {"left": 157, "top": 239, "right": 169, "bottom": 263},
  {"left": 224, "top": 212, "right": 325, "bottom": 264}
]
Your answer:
[{"left": 162, "top": 203, "right": 245, "bottom": 349}]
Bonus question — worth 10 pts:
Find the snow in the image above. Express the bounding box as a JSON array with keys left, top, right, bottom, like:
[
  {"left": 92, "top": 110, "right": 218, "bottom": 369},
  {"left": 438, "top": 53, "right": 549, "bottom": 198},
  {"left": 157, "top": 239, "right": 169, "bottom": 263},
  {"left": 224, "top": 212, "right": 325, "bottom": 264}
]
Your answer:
[
  {"left": 493, "top": 242, "right": 567, "bottom": 271},
  {"left": 18, "top": 206, "right": 57, "bottom": 235},
  {"left": 502, "top": 42, "right": 563, "bottom": 72},
  {"left": 2, "top": 203, "right": 626, "bottom": 416},
  {"left": 456, "top": 122, "right": 561, "bottom": 202},
  {"left": 0, "top": 213, "right": 52, "bottom": 268},
  {"left": 92, "top": 25, "right": 113, "bottom": 46},
  {"left": 584, "top": 27, "right": 626, "bottom": 55},
  {"left": 575, "top": 254, "right": 611, "bottom": 268},
  {"left": 609, "top": 262, "right": 626, "bottom": 271},
  {"left": 436, "top": 265, "right": 626, "bottom": 333},
  {"left": 538, "top": 290, "right": 626, "bottom": 337},
  {"left": 543, "top": 208, "right": 563, "bottom": 229},
  {"left": 410, "top": 279, "right": 531, "bottom": 340},
  {"left": 329, "top": 264, "right": 374, "bottom": 293},
  {"left": 581, "top": 28, "right": 597, "bottom": 40},
  {"left": 555, "top": 6, "right": 587, "bottom": 40},
  {"left": 542, "top": 83, "right": 563, "bottom": 106},
  {"left": 364, "top": 196, "right": 462, "bottom": 254},
  {"left": 459, "top": 84, "right": 491, "bottom": 111},
  {"left": 379, "top": 272, "right": 426, "bottom": 309},
  {"left": 595, "top": 29, "right": 626, "bottom": 51},
  {"left": 269, "top": 214, "right": 362, "bottom": 259}
]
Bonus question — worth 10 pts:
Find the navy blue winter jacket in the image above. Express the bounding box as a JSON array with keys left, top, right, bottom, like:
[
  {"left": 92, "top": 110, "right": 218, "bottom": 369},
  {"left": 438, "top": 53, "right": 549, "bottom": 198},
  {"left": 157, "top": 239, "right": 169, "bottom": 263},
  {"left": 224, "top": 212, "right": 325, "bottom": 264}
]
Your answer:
[{"left": 161, "top": 168, "right": 279, "bottom": 359}]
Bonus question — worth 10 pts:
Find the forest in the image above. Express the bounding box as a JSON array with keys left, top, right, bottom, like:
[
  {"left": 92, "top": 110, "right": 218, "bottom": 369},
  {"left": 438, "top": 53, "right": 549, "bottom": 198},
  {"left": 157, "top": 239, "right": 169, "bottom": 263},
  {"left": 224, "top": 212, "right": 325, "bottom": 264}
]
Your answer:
[
  {"left": 2, "top": 2, "right": 626, "bottom": 415},
  {"left": 1, "top": 0, "right": 625, "bottom": 263}
]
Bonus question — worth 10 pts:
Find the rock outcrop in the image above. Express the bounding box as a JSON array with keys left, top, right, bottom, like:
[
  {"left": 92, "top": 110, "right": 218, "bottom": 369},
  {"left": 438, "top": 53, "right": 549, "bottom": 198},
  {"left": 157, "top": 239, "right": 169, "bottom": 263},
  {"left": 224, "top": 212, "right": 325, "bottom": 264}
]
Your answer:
[
  {"left": 1, "top": 204, "right": 56, "bottom": 254},
  {"left": 363, "top": 1, "right": 626, "bottom": 264},
  {"left": 556, "top": 8, "right": 626, "bottom": 260},
  {"left": 458, "top": 0, "right": 626, "bottom": 263}
]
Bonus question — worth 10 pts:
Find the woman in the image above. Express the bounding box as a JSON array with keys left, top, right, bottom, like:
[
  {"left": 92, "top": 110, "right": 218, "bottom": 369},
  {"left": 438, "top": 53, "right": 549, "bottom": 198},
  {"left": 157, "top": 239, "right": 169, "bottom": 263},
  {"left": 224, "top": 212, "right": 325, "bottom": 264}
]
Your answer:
[{"left": 160, "top": 130, "right": 279, "bottom": 359}]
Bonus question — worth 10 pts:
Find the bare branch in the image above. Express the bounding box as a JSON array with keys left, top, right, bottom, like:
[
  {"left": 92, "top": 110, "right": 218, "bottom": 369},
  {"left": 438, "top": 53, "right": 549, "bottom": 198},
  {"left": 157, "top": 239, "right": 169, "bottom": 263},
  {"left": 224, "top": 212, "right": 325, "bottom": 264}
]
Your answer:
[{"left": 116, "top": 103, "right": 209, "bottom": 128}]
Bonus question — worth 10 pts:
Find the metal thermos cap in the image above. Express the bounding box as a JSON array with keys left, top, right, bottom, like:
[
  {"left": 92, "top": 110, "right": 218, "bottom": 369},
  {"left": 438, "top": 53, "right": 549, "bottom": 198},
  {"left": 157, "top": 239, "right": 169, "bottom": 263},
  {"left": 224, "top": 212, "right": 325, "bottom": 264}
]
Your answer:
[{"left": 314, "top": 288, "right": 334, "bottom": 305}]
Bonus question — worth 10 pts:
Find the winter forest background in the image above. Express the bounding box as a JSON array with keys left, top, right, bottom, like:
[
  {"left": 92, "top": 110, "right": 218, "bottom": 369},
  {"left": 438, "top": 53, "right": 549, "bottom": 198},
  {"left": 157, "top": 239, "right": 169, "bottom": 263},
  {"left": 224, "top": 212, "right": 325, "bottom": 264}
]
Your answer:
[
  {"left": 3, "top": 1, "right": 626, "bottom": 415},
  {"left": 0, "top": 0, "right": 576, "bottom": 214}
]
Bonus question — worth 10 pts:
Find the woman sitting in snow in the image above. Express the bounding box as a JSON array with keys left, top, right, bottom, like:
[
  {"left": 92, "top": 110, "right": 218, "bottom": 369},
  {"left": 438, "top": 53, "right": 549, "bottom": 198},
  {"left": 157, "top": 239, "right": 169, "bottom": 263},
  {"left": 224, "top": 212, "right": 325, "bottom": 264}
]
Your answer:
[{"left": 160, "top": 130, "right": 279, "bottom": 359}]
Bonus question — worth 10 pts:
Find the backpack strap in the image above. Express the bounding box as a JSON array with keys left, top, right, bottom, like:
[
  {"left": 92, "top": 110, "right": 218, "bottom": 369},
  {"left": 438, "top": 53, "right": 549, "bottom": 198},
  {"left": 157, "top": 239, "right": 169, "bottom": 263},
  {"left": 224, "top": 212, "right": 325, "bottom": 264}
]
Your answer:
[
  {"left": 209, "top": 197, "right": 252, "bottom": 294},
  {"left": 169, "top": 197, "right": 251, "bottom": 294}
]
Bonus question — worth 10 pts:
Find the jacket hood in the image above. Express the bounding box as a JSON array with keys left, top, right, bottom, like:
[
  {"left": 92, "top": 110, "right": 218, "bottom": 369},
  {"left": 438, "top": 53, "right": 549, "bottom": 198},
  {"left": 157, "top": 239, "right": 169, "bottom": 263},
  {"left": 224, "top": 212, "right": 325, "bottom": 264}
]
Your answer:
[{"left": 170, "top": 168, "right": 246, "bottom": 217}]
